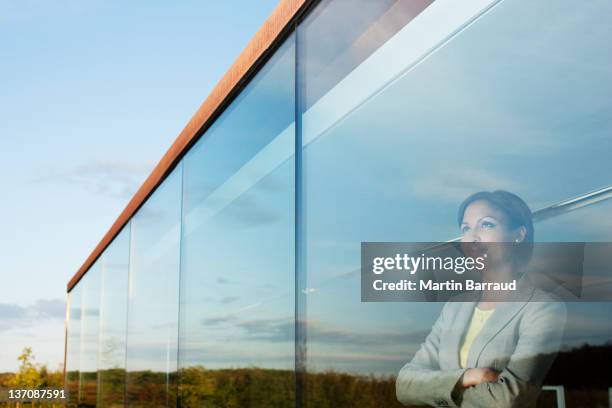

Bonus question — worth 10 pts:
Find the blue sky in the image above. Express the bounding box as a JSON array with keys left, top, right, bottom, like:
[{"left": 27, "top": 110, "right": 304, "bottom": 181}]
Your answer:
[{"left": 0, "top": 0, "right": 278, "bottom": 372}]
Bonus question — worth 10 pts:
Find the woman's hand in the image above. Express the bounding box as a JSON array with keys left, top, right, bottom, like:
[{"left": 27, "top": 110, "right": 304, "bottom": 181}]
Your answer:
[{"left": 461, "top": 368, "right": 500, "bottom": 387}]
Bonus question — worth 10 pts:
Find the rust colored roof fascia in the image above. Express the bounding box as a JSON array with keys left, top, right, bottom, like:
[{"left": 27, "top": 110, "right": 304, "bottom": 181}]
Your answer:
[{"left": 67, "top": 0, "right": 309, "bottom": 292}]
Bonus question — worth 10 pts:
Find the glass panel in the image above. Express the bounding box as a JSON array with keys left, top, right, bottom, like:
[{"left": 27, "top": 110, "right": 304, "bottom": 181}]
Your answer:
[
  {"left": 78, "top": 262, "right": 102, "bottom": 407},
  {"left": 300, "top": 0, "right": 433, "bottom": 110},
  {"left": 298, "top": 0, "right": 612, "bottom": 406},
  {"left": 178, "top": 36, "right": 295, "bottom": 408},
  {"left": 97, "top": 226, "right": 131, "bottom": 407},
  {"left": 65, "top": 285, "right": 82, "bottom": 408},
  {"left": 126, "top": 167, "right": 182, "bottom": 408}
]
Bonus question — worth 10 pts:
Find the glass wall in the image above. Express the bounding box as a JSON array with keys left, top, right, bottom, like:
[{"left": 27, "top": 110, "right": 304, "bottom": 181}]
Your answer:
[
  {"left": 178, "top": 36, "right": 295, "bottom": 407},
  {"left": 97, "top": 227, "right": 130, "bottom": 408},
  {"left": 65, "top": 0, "right": 612, "bottom": 407},
  {"left": 78, "top": 262, "right": 102, "bottom": 407},
  {"left": 125, "top": 167, "right": 182, "bottom": 408},
  {"left": 65, "top": 285, "right": 82, "bottom": 408},
  {"left": 299, "top": 0, "right": 433, "bottom": 110},
  {"left": 298, "top": 0, "right": 612, "bottom": 406}
]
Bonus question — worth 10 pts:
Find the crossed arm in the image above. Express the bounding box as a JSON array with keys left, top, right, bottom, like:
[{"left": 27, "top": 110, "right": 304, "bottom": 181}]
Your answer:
[{"left": 395, "top": 301, "right": 566, "bottom": 408}]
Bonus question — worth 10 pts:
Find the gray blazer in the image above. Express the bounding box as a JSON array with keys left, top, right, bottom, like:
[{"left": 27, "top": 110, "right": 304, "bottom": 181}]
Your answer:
[{"left": 395, "top": 277, "right": 566, "bottom": 408}]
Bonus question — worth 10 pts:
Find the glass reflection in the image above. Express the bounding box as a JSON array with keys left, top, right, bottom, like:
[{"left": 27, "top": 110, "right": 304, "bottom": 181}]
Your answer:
[
  {"left": 178, "top": 37, "right": 295, "bottom": 407},
  {"left": 79, "top": 262, "right": 101, "bottom": 407},
  {"left": 299, "top": 0, "right": 612, "bottom": 406},
  {"left": 299, "top": 0, "right": 433, "bottom": 110},
  {"left": 65, "top": 286, "right": 82, "bottom": 408},
  {"left": 397, "top": 193, "right": 566, "bottom": 407},
  {"left": 126, "top": 167, "right": 182, "bottom": 408},
  {"left": 97, "top": 226, "right": 130, "bottom": 407}
]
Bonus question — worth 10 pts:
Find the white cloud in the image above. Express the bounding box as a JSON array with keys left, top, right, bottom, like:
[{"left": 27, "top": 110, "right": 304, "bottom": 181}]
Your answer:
[
  {"left": 0, "top": 298, "right": 65, "bottom": 332},
  {"left": 407, "top": 167, "right": 519, "bottom": 203},
  {"left": 32, "top": 159, "right": 154, "bottom": 200}
]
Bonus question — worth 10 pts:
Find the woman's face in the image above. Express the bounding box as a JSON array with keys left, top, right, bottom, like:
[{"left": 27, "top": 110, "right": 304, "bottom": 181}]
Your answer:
[
  {"left": 460, "top": 200, "right": 526, "bottom": 265},
  {"left": 460, "top": 200, "right": 517, "bottom": 243}
]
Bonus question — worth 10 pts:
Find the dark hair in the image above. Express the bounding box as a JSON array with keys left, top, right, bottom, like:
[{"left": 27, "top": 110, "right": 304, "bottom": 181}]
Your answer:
[{"left": 457, "top": 190, "right": 534, "bottom": 268}]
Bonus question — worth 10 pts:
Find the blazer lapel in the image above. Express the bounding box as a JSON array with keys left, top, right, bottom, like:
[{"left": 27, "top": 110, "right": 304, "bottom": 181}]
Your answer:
[
  {"left": 466, "top": 276, "right": 535, "bottom": 368},
  {"left": 442, "top": 300, "right": 476, "bottom": 369}
]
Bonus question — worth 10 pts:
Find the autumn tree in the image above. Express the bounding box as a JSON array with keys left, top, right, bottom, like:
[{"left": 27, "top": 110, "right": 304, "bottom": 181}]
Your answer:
[{"left": 5, "top": 347, "right": 63, "bottom": 389}]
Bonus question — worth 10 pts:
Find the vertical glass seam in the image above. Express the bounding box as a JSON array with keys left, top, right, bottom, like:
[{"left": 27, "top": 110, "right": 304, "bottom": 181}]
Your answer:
[
  {"left": 123, "top": 221, "right": 133, "bottom": 408},
  {"left": 175, "top": 161, "right": 185, "bottom": 408},
  {"left": 294, "top": 22, "right": 305, "bottom": 408},
  {"left": 77, "top": 277, "right": 85, "bottom": 405},
  {"left": 63, "top": 292, "right": 71, "bottom": 399},
  {"left": 96, "top": 253, "right": 106, "bottom": 406}
]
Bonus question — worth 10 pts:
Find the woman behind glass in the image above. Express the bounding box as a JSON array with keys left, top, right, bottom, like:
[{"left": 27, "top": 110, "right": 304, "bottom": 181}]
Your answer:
[{"left": 396, "top": 191, "right": 566, "bottom": 408}]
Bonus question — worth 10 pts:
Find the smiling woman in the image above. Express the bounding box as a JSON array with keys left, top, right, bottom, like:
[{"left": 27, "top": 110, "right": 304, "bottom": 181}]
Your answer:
[{"left": 396, "top": 192, "right": 563, "bottom": 407}]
